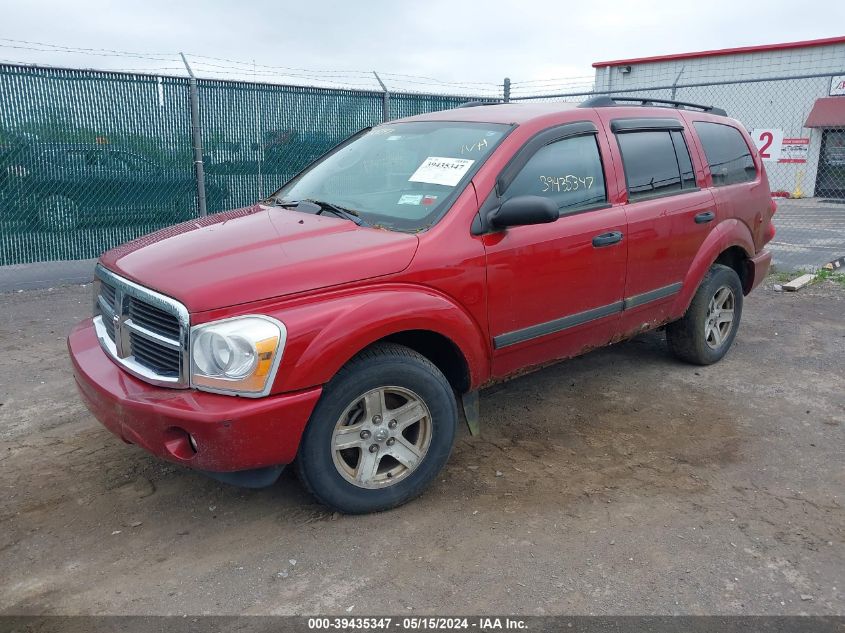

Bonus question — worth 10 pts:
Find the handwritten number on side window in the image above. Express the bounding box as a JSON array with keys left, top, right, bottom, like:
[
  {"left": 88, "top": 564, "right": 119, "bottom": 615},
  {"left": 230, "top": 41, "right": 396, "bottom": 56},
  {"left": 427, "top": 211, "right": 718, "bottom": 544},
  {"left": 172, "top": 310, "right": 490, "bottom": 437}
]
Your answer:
[{"left": 539, "top": 175, "right": 594, "bottom": 193}]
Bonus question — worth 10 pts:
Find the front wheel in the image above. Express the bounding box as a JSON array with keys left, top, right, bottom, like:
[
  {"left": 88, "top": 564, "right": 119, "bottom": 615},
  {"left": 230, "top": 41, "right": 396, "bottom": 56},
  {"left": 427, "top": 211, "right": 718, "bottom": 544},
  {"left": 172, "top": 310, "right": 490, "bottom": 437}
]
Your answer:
[
  {"left": 295, "top": 343, "right": 457, "bottom": 514},
  {"left": 667, "top": 264, "right": 744, "bottom": 365}
]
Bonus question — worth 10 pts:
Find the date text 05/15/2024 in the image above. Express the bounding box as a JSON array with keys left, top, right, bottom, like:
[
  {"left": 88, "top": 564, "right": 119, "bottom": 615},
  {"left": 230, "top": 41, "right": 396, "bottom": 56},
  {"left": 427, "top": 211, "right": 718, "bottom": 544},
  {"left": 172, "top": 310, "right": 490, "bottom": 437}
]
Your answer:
[{"left": 306, "top": 616, "right": 528, "bottom": 630}]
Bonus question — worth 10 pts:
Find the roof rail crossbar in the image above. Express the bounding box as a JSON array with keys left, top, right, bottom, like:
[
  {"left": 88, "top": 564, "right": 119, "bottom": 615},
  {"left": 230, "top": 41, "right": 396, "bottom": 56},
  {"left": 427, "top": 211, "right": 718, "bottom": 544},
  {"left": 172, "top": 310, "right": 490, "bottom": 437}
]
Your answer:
[{"left": 580, "top": 95, "right": 727, "bottom": 117}]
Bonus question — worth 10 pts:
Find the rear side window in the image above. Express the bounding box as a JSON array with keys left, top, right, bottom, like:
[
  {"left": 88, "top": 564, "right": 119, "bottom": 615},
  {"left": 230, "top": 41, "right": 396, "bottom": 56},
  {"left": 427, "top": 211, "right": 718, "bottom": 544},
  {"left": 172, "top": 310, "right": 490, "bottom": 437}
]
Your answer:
[
  {"left": 693, "top": 122, "right": 756, "bottom": 186},
  {"left": 505, "top": 134, "right": 607, "bottom": 213},
  {"left": 616, "top": 130, "right": 697, "bottom": 201}
]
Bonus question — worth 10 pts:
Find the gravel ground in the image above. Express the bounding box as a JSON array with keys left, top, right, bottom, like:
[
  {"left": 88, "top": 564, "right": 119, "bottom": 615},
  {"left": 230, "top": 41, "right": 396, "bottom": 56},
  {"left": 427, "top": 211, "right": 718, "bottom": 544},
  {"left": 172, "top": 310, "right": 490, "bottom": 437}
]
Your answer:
[{"left": 0, "top": 278, "right": 843, "bottom": 616}]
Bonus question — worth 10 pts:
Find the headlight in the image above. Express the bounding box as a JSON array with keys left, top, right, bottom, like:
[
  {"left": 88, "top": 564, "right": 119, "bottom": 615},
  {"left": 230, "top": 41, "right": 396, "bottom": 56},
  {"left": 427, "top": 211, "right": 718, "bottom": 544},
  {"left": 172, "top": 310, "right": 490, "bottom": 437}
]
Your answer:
[{"left": 190, "top": 316, "right": 286, "bottom": 396}]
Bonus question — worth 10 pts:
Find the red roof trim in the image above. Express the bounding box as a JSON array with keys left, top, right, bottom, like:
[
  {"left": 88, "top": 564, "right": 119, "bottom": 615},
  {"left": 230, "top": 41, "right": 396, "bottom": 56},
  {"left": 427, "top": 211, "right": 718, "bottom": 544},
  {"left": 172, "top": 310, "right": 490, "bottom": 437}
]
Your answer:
[{"left": 592, "top": 35, "right": 845, "bottom": 68}]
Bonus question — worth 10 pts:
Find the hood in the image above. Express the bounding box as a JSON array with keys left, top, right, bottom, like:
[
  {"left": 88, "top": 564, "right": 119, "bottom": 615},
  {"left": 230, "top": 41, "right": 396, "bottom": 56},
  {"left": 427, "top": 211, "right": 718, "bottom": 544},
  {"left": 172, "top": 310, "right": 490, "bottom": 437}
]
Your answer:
[{"left": 100, "top": 205, "right": 419, "bottom": 312}]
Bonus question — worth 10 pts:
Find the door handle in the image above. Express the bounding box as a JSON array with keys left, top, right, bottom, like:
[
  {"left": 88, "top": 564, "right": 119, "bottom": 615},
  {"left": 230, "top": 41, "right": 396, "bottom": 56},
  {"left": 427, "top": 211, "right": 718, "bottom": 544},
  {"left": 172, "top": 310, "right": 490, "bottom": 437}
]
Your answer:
[
  {"left": 592, "top": 231, "right": 623, "bottom": 247},
  {"left": 695, "top": 210, "right": 715, "bottom": 224}
]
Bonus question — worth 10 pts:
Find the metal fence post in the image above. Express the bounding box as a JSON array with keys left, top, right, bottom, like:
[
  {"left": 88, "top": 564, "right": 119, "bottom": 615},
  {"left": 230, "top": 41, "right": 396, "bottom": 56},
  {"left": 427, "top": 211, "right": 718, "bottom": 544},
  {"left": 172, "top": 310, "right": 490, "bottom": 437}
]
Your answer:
[
  {"left": 180, "top": 53, "right": 208, "bottom": 218},
  {"left": 503, "top": 77, "right": 511, "bottom": 103},
  {"left": 670, "top": 66, "right": 685, "bottom": 100},
  {"left": 373, "top": 71, "right": 390, "bottom": 122}
]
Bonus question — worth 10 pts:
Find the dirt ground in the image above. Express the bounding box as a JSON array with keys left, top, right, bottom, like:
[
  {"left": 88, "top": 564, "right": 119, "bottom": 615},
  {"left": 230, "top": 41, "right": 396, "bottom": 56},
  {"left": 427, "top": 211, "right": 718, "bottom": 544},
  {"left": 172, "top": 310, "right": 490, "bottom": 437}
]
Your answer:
[{"left": 0, "top": 277, "right": 843, "bottom": 616}]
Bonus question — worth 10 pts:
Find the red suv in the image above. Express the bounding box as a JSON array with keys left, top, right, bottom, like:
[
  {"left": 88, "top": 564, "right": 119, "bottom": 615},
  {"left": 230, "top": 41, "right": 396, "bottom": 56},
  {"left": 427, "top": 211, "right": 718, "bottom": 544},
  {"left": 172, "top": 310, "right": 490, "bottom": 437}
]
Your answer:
[{"left": 68, "top": 97, "right": 775, "bottom": 513}]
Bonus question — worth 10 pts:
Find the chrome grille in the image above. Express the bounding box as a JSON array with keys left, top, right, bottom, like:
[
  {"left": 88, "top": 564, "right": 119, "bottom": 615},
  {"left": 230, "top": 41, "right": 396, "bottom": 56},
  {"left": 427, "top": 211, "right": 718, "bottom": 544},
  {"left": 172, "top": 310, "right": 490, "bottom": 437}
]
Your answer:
[
  {"left": 129, "top": 332, "right": 181, "bottom": 376},
  {"left": 100, "top": 281, "right": 116, "bottom": 309},
  {"left": 127, "top": 297, "right": 181, "bottom": 340},
  {"left": 92, "top": 265, "right": 190, "bottom": 388}
]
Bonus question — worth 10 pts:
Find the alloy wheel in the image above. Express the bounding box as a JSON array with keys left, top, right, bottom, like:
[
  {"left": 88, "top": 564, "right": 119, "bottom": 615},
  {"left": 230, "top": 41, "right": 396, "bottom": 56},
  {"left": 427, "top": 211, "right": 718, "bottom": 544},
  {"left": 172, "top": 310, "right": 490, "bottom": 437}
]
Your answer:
[
  {"left": 331, "top": 386, "right": 432, "bottom": 489},
  {"left": 704, "top": 286, "right": 735, "bottom": 349}
]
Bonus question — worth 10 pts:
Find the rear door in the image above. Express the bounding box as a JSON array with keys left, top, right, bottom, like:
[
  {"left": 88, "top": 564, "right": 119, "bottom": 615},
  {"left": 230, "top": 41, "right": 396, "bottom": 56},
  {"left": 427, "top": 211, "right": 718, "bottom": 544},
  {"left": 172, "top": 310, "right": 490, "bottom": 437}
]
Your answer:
[
  {"left": 600, "top": 115, "right": 717, "bottom": 333},
  {"left": 690, "top": 119, "right": 770, "bottom": 252},
  {"left": 482, "top": 122, "right": 628, "bottom": 378}
]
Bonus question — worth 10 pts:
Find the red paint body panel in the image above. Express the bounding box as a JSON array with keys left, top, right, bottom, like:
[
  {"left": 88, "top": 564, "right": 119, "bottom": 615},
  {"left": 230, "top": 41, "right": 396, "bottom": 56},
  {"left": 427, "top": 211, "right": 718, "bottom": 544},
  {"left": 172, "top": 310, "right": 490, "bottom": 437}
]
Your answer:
[
  {"left": 100, "top": 205, "right": 419, "bottom": 312},
  {"left": 69, "top": 321, "right": 320, "bottom": 471},
  {"left": 747, "top": 249, "right": 773, "bottom": 292},
  {"left": 69, "top": 102, "right": 774, "bottom": 474},
  {"left": 483, "top": 205, "right": 628, "bottom": 375}
]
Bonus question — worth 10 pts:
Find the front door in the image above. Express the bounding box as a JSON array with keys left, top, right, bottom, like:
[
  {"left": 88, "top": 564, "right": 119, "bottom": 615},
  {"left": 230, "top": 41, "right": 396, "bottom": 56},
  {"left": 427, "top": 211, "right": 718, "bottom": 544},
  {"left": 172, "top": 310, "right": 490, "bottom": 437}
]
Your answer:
[{"left": 482, "top": 128, "right": 628, "bottom": 378}]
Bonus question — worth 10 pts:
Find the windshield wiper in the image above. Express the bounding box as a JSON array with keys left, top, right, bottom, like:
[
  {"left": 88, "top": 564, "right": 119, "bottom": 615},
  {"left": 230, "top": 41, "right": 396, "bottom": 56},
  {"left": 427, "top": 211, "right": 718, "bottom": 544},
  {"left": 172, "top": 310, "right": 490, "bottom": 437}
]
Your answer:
[
  {"left": 309, "top": 199, "right": 367, "bottom": 226},
  {"left": 270, "top": 197, "right": 367, "bottom": 226}
]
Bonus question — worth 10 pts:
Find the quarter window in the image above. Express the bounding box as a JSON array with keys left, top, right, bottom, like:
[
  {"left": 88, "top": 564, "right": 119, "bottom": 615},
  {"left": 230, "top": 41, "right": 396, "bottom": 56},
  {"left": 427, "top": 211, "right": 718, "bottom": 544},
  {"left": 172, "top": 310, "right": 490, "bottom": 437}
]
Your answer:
[
  {"left": 505, "top": 134, "right": 607, "bottom": 213},
  {"left": 693, "top": 122, "right": 756, "bottom": 186},
  {"left": 616, "top": 130, "right": 697, "bottom": 201}
]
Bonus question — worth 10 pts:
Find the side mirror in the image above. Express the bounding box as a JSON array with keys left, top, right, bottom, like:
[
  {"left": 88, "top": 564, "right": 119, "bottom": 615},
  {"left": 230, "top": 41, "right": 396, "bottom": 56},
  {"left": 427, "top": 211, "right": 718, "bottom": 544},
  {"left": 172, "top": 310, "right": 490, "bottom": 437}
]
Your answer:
[{"left": 488, "top": 195, "right": 559, "bottom": 229}]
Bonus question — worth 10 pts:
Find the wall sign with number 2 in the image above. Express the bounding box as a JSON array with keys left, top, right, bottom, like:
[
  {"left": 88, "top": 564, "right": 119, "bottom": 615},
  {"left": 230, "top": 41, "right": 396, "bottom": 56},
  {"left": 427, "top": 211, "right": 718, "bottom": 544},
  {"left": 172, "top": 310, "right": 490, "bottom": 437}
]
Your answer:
[{"left": 751, "top": 128, "right": 784, "bottom": 163}]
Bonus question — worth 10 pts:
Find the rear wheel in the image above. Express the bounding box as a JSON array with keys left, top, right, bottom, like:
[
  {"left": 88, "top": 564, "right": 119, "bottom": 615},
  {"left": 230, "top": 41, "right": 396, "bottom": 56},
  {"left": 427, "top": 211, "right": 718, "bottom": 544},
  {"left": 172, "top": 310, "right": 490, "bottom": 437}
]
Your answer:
[
  {"left": 667, "top": 264, "right": 743, "bottom": 365},
  {"left": 295, "top": 343, "right": 457, "bottom": 514}
]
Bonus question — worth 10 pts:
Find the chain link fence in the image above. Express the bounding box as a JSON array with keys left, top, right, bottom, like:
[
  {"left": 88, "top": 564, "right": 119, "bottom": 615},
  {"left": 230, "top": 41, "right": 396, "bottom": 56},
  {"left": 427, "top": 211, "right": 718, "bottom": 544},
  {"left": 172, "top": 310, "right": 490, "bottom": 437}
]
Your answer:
[
  {"left": 0, "top": 63, "right": 483, "bottom": 265},
  {"left": 511, "top": 73, "right": 845, "bottom": 272},
  {"left": 2, "top": 62, "right": 843, "bottom": 271},
  {"left": 0, "top": 65, "right": 196, "bottom": 264}
]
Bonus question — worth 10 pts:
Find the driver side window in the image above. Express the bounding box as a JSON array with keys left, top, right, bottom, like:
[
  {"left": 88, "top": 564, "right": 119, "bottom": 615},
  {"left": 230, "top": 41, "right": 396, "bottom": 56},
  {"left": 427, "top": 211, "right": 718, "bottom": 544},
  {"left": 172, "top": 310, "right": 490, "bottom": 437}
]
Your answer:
[{"left": 505, "top": 134, "right": 607, "bottom": 214}]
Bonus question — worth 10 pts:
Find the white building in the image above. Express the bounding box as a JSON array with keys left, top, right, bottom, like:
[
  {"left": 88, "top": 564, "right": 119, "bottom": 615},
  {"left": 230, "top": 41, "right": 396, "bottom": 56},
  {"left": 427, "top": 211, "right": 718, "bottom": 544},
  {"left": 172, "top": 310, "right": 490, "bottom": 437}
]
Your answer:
[{"left": 592, "top": 36, "right": 845, "bottom": 198}]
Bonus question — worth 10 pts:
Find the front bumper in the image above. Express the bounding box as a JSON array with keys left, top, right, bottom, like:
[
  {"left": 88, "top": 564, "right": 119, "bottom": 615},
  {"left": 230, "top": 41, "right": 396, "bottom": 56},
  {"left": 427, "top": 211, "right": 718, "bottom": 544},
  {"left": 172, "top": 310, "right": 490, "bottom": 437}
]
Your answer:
[
  {"left": 747, "top": 249, "right": 772, "bottom": 293},
  {"left": 68, "top": 320, "right": 322, "bottom": 473}
]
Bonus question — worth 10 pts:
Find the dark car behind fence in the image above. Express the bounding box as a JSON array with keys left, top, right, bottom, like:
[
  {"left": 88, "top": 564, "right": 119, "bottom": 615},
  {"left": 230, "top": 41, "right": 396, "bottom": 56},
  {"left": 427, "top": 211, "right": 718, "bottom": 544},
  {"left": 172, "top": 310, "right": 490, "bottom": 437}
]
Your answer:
[{"left": 0, "top": 64, "right": 475, "bottom": 265}]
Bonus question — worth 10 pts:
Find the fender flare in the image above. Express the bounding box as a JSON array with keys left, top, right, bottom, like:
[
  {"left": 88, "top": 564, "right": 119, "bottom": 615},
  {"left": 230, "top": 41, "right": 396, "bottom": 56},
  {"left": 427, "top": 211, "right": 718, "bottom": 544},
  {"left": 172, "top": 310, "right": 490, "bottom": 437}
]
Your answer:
[
  {"left": 269, "top": 285, "right": 491, "bottom": 394},
  {"left": 671, "top": 219, "right": 755, "bottom": 315}
]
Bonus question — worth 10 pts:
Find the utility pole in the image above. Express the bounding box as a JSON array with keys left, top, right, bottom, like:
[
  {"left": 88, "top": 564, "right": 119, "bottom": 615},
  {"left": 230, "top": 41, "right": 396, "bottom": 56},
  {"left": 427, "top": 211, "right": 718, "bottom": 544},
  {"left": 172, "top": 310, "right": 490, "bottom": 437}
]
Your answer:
[
  {"left": 180, "top": 52, "right": 207, "bottom": 217},
  {"left": 373, "top": 71, "right": 390, "bottom": 122},
  {"left": 503, "top": 77, "right": 511, "bottom": 103}
]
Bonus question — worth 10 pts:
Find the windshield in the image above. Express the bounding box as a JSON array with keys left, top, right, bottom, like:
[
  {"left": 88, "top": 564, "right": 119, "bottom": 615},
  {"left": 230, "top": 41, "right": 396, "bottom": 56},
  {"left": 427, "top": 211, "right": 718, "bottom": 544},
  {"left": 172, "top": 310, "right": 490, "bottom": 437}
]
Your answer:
[{"left": 271, "top": 121, "right": 511, "bottom": 231}]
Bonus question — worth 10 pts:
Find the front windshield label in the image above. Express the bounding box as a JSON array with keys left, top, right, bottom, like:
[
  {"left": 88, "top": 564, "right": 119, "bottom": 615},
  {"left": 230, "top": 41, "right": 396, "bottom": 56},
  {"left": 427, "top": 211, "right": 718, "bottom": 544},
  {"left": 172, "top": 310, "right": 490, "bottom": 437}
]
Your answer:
[
  {"left": 408, "top": 156, "right": 475, "bottom": 187},
  {"left": 398, "top": 194, "right": 424, "bottom": 205}
]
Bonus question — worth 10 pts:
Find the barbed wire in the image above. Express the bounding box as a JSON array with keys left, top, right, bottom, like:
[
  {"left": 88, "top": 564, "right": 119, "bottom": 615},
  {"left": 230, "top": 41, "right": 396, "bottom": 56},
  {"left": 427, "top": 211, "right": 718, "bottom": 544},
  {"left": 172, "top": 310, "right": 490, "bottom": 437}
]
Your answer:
[
  {"left": 0, "top": 38, "right": 507, "bottom": 95},
  {"left": 182, "top": 53, "right": 376, "bottom": 77},
  {"left": 509, "top": 75, "right": 596, "bottom": 86},
  {"left": 187, "top": 66, "right": 382, "bottom": 89},
  {"left": 0, "top": 57, "right": 187, "bottom": 75},
  {"left": 0, "top": 38, "right": 178, "bottom": 62}
]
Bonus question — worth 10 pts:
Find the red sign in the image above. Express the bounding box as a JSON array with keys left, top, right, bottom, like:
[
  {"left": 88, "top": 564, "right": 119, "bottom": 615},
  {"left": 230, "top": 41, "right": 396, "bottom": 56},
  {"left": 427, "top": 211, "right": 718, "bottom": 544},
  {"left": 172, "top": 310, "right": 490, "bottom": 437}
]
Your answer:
[{"left": 778, "top": 138, "right": 810, "bottom": 164}]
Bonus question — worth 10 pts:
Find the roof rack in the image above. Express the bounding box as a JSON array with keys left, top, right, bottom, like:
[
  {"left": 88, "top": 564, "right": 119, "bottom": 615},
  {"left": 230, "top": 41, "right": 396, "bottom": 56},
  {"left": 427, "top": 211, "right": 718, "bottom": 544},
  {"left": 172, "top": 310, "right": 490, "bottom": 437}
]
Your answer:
[
  {"left": 579, "top": 95, "right": 727, "bottom": 117},
  {"left": 457, "top": 100, "right": 501, "bottom": 108}
]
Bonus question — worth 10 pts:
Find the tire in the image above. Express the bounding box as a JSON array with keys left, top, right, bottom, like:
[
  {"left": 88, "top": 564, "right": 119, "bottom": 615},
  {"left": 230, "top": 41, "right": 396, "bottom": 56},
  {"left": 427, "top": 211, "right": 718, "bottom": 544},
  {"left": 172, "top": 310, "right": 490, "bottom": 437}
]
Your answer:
[
  {"left": 667, "top": 264, "right": 744, "bottom": 365},
  {"left": 295, "top": 343, "right": 457, "bottom": 514},
  {"left": 38, "top": 195, "right": 80, "bottom": 231}
]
